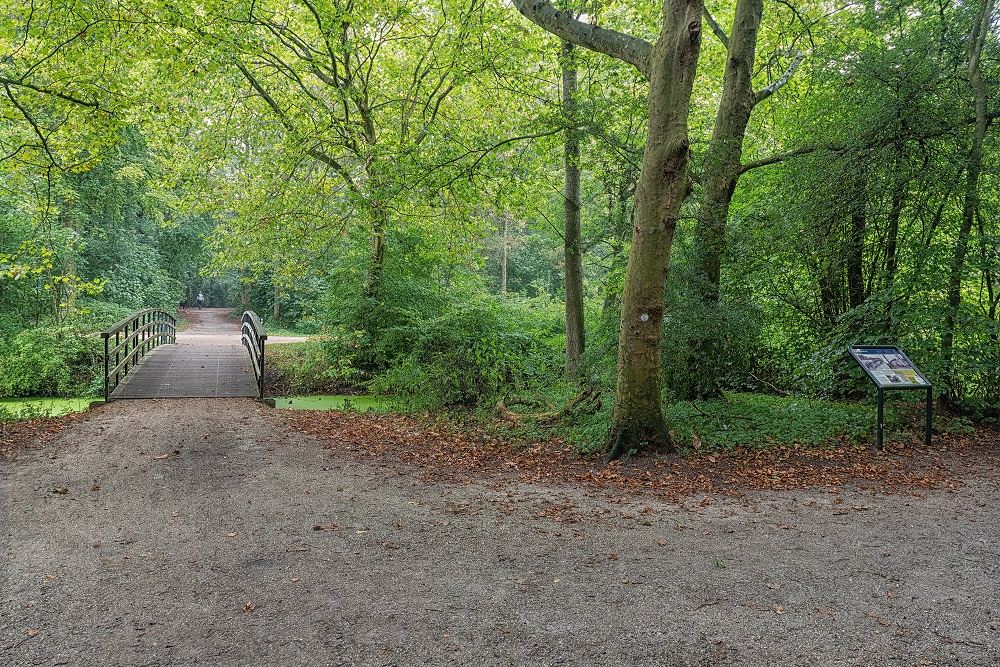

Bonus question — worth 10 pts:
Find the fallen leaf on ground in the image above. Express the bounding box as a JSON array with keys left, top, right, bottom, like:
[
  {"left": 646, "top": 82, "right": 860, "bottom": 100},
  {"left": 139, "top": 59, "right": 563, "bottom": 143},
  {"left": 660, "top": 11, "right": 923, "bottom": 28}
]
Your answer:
[
  {"left": 275, "top": 411, "right": 998, "bottom": 505},
  {"left": 312, "top": 523, "right": 340, "bottom": 531}
]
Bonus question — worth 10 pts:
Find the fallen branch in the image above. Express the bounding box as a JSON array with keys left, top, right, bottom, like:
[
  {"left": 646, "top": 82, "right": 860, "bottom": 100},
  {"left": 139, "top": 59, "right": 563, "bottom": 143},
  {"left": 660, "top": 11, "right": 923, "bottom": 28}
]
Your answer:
[
  {"left": 748, "top": 371, "right": 793, "bottom": 396},
  {"left": 497, "top": 387, "right": 603, "bottom": 426}
]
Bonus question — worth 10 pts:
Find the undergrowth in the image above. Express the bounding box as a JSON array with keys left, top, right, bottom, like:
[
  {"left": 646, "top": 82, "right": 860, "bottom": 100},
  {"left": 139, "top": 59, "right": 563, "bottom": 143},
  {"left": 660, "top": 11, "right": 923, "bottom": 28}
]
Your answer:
[{"left": 513, "top": 390, "right": 942, "bottom": 456}]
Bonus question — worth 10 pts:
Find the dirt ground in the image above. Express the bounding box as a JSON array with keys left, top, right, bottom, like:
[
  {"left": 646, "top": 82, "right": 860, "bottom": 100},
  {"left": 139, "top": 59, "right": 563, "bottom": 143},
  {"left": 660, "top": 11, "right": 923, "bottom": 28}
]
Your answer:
[{"left": 1, "top": 399, "right": 998, "bottom": 666}]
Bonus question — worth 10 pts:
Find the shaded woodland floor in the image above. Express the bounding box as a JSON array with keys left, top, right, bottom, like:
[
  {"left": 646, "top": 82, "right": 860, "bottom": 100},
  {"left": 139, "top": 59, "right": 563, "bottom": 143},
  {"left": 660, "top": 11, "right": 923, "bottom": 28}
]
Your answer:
[{"left": 1, "top": 399, "right": 998, "bottom": 665}]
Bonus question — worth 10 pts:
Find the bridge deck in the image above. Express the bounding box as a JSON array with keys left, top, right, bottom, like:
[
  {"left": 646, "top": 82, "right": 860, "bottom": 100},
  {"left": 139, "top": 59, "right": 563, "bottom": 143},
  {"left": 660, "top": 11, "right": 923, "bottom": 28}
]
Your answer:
[{"left": 113, "top": 309, "right": 258, "bottom": 399}]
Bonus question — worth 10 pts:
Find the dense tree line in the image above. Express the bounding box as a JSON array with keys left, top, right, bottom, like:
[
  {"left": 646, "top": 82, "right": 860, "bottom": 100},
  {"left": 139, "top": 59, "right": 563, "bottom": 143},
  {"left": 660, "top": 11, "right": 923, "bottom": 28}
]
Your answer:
[{"left": 0, "top": 0, "right": 996, "bottom": 450}]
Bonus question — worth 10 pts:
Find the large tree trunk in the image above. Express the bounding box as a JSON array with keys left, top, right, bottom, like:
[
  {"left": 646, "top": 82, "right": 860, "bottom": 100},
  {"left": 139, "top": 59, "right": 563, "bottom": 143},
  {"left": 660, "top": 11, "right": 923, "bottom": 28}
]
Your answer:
[
  {"left": 693, "top": 0, "right": 762, "bottom": 300},
  {"left": 607, "top": 0, "right": 704, "bottom": 459},
  {"left": 365, "top": 210, "right": 387, "bottom": 301},
  {"left": 940, "top": 0, "right": 994, "bottom": 407},
  {"left": 846, "top": 164, "right": 867, "bottom": 310},
  {"left": 562, "top": 40, "right": 585, "bottom": 377},
  {"left": 273, "top": 281, "right": 281, "bottom": 322},
  {"left": 683, "top": 0, "right": 763, "bottom": 399},
  {"left": 499, "top": 213, "right": 508, "bottom": 295}
]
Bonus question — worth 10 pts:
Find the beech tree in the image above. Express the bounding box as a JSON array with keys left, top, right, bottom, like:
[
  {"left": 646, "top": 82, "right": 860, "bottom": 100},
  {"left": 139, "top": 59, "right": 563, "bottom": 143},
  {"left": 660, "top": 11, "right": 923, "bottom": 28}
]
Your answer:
[
  {"left": 512, "top": 0, "right": 705, "bottom": 456},
  {"left": 561, "top": 39, "right": 585, "bottom": 377},
  {"left": 680, "top": 0, "right": 802, "bottom": 399},
  {"left": 940, "top": 0, "right": 996, "bottom": 406}
]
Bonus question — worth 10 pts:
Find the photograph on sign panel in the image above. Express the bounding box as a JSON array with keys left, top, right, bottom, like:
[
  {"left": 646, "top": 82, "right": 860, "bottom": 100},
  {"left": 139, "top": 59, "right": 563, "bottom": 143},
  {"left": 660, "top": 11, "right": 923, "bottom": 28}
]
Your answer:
[
  {"left": 877, "top": 371, "right": 903, "bottom": 385},
  {"left": 858, "top": 354, "right": 887, "bottom": 370},
  {"left": 892, "top": 369, "right": 923, "bottom": 384},
  {"left": 886, "top": 354, "right": 912, "bottom": 370}
]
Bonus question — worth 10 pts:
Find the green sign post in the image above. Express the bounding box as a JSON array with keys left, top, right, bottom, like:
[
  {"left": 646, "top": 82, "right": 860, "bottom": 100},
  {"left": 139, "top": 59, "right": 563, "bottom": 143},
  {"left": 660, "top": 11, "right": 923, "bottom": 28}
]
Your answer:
[{"left": 848, "top": 346, "right": 932, "bottom": 450}]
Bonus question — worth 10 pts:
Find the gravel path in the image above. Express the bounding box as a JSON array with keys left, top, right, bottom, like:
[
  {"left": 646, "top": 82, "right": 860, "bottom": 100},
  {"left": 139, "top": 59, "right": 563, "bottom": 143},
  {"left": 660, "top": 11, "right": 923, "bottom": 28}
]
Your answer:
[{"left": 1, "top": 399, "right": 997, "bottom": 666}]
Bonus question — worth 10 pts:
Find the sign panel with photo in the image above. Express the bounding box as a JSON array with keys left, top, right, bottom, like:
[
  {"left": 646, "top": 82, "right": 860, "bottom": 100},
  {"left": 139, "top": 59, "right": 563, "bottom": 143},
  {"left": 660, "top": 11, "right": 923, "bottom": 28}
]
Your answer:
[
  {"left": 848, "top": 345, "right": 933, "bottom": 449},
  {"left": 849, "top": 347, "right": 930, "bottom": 389}
]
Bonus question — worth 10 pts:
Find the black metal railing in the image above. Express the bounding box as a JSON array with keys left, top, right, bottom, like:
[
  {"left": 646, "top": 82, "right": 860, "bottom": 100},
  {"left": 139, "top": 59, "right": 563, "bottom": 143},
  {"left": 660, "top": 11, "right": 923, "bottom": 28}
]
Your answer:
[
  {"left": 241, "top": 310, "right": 267, "bottom": 399},
  {"left": 101, "top": 309, "right": 177, "bottom": 401}
]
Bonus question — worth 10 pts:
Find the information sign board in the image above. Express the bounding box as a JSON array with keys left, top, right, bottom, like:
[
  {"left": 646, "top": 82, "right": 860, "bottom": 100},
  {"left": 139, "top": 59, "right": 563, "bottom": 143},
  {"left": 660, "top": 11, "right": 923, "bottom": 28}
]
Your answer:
[
  {"left": 848, "top": 346, "right": 933, "bottom": 449},
  {"left": 848, "top": 347, "right": 931, "bottom": 389}
]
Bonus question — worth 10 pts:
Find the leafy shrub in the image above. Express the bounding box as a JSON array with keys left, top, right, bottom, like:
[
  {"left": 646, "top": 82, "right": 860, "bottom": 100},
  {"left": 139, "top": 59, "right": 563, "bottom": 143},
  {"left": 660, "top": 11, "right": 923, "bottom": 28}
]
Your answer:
[
  {"left": 0, "top": 326, "right": 103, "bottom": 398},
  {"left": 265, "top": 340, "right": 361, "bottom": 394},
  {"left": 369, "top": 295, "right": 563, "bottom": 408}
]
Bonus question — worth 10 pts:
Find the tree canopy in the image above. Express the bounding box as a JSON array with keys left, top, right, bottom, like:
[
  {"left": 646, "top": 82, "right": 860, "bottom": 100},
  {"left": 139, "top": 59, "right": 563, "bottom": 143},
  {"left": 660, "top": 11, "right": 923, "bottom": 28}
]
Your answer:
[{"left": 1, "top": 0, "right": 997, "bottom": 449}]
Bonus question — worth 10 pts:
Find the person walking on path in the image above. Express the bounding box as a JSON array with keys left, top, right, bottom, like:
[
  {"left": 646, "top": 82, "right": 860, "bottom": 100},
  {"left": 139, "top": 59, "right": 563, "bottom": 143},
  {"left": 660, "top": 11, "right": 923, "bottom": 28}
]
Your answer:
[{"left": 196, "top": 291, "right": 205, "bottom": 309}]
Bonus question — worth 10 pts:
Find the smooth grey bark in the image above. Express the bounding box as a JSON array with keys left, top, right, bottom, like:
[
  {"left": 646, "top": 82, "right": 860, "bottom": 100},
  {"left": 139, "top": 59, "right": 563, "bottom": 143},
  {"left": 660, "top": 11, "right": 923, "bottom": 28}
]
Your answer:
[
  {"left": 693, "top": 0, "right": 762, "bottom": 304},
  {"left": 500, "top": 214, "right": 508, "bottom": 295},
  {"left": 511, "top": 0, "right": 653, "bottom": 77},
  {"left": 680, "top": 0, "right": 803, "bottom": 400},
  {"left": 562, "top": 40, "right": 585, "bottom": 377},
  {"left": 679, "top": 0, "right": 765, "bottom": 399},
  {"left": 513, "top": 0, "right": 705, "bottom": 457},
  {"left": 940, "top": 0, "right": 994, "bottom": 407},
  {"left": 607, "top": 0, "right": 705, "bottom": 456}
]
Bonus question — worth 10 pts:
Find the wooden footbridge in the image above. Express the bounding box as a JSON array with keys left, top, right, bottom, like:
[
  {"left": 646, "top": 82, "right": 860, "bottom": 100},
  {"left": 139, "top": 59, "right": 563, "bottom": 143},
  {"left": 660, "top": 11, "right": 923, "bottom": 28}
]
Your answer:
[{"left": 100, "top": 308, "right": 266, "bottom": 400}]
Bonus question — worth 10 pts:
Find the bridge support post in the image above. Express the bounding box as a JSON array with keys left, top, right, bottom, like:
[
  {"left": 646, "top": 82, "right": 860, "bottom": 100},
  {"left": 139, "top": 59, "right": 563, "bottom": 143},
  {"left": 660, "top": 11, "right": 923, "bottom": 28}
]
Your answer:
[{"left": 102, "top": 334, "right": 109, "bottom": 402}]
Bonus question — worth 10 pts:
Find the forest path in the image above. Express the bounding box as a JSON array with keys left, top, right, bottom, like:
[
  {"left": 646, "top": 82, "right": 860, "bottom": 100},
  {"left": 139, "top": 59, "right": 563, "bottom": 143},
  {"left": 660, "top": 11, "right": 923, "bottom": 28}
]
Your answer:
[
  {"left": 1, "top": 399, "right": 998, "bottom": 666},
  {"left": 113, "top": 308, "right": 258, "bottom": 399}
]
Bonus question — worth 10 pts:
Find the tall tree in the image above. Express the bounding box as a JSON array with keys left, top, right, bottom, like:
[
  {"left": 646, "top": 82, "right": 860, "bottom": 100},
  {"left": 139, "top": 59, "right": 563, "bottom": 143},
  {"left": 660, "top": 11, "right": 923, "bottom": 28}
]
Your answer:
[
  {"left": 512, "top": 0, "right": 705, "bottom": 457},
  {"left": 681, "top": 0, "right": 802, "bottom": 399},
  {"left": 180, "top": 0, "right": 492, "bottom": 307},
  {"left": 561, "top": 39, "right": 585, "bottom": 377},
  {"left": 940, "top": 0, "right": 995, "bottom": 406}
]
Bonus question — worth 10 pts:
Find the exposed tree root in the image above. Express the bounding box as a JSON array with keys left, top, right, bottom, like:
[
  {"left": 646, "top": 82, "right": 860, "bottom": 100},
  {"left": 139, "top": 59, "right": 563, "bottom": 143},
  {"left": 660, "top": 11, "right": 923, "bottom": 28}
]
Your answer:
[{"left": 496, "top": 387, "right": 603, "bottom": 426}]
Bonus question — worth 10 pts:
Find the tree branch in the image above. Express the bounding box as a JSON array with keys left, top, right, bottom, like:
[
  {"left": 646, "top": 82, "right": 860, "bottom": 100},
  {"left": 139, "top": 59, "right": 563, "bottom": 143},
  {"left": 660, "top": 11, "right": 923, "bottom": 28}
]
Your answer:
[
  {"left": 2, "top": 83, "right": 59, "bottom": 169},
  {"left": 0, "top": 77, "right": 101, "bottom": 109},
  {"left": 738, "top": 144, "right": 827, "bottom": 174},
  {"left": 234, "top": 61, "right": 295, "bottom": 134},
  {"left": 754, "top": 51, "right": 804, "bottom": 104},
  {"left": 702, "top": 7, "right": 730, "bottom": 49},
  {"left": 510, "top": 0, "right": 652, "bottom": 79},
  {"left": 739, "top": 108, "right": 1000, "bottom": 174}
]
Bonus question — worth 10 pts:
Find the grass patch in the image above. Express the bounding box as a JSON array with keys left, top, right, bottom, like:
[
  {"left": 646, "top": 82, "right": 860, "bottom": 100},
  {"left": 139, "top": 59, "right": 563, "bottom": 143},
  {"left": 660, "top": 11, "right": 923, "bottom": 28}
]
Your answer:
[
  {"left": 664, "top": 393, "right": 875, "bottom": 451},
  {"left": 549, "top": 390, "right": 931, "bottom": 455},
  {"left": 266, "top": 326, "right": 312, "bottom": 338},
  {"left": 0, "top": 397, "right": 94, "bottom": 422},
  {"left": 272, "top": 395, "right": 403, "bottom": 412}
]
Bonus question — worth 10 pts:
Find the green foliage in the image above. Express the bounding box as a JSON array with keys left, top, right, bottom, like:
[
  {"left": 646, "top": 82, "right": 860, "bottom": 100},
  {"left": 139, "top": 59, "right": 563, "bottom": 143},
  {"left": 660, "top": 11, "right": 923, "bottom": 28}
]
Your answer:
[
  {"left": 0, "top": 327, "right": 103, "bottom": 398},
  {"left": 265, "top": 341, "right": 359, "bottom": 395},
  {"left": 661, "top": 249, "right": 765, "bottom": 399},
  {"left": 663, "top": 393, "right": 874, "bottom": 451},
  {"left": 0, "top": 398, "right": 93, "bottom": 422},
  {"left": 1, "top": 0, "right": 997, "bottom": 445},
  {"left": 370, "top": 294, "right": 564, "bottom": 409}
]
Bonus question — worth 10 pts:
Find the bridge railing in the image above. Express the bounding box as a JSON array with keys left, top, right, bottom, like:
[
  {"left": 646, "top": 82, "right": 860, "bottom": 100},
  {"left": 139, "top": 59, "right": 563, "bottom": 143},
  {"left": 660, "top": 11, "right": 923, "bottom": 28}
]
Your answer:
[
  {"left": 241, "top": 310, "right": 267, "bottom": 399},
  {"left": 101, "top": 308, "right": 177, "bottom": 401}
]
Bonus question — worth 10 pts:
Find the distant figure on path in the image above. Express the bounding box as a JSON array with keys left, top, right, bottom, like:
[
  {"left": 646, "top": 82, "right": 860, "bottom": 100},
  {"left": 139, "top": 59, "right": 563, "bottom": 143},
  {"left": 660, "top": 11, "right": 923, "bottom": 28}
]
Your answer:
[{"left": 196, "top": 291, "right": 205, "bottom": 309}]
